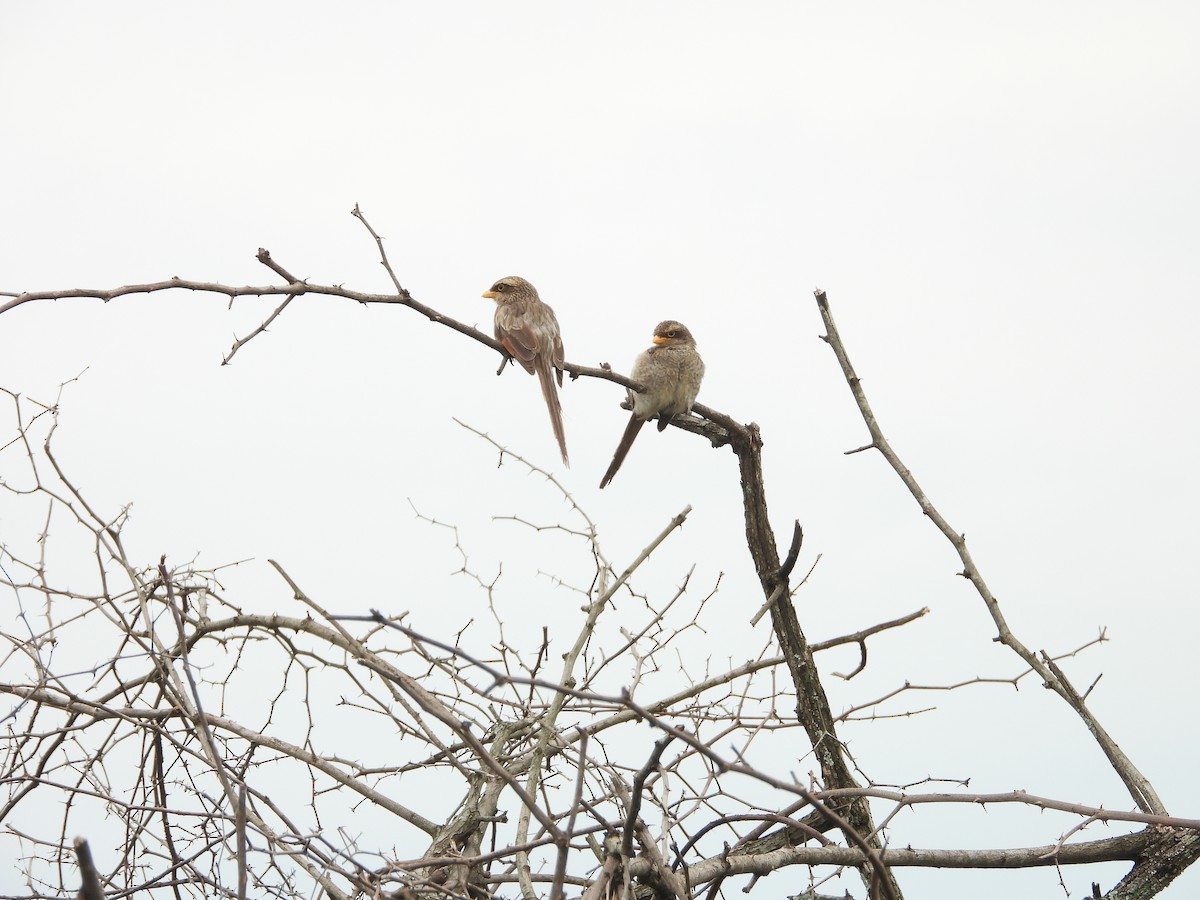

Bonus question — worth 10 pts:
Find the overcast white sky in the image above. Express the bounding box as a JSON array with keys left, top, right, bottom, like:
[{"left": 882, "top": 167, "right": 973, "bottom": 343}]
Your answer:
[{"left": 3, "top": 3, "right": 1199, "bottom": 898}]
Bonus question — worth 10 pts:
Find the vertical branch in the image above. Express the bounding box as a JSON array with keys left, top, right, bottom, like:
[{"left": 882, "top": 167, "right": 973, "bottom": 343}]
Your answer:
[
  {"left": 236, "top": 784, "right": 248, "bottom": 900},
  {"left": 549, "top": 734, "right": 589, "bottom": 900},
  {"left": 74, "top": 838, "right": 105, "bottom": 900},
  {"left": 704, "top": 406, "right": 901, "bottom": 899},
  {"left": 621, "top": 734, "right": 675, "bottom": 859}
]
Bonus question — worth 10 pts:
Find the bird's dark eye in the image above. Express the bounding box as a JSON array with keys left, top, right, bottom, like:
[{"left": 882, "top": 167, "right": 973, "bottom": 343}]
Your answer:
[
  {"left": 666, "top": 330, "right": 677, "bottom": 338},
  {"left": 493, "top": 283, "right": 505, "bottom": 292}
]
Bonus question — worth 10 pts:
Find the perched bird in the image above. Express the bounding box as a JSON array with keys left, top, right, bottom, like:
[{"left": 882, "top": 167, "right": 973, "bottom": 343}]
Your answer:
[
  {"left": 483, "top": 276, "right": 569, "bottom": 466},
  {"left": 599, "top": 320, "right": 704, "bottom": 489}
]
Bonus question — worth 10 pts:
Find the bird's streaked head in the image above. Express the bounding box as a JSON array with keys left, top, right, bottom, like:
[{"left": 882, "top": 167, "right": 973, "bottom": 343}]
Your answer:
[
  {"left": 482, "top": 275, "right": 538, "bottom": 304},
  {"left": 651, "top": 320, "right": 695, "bottom": 347}
]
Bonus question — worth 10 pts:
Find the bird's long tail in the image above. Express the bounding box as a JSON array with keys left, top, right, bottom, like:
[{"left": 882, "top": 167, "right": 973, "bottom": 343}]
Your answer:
[
  {"left": 599, "top": 414, "right": 645, "bottom": 489},
  {"left": 535, "top": 359, "right": 570, "bottom": 467}
]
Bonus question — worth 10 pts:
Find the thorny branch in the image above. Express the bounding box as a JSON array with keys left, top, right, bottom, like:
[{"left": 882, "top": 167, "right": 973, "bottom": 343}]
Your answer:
[{"left": 0, "top": 217, "right": 1191, "bottom": 900}]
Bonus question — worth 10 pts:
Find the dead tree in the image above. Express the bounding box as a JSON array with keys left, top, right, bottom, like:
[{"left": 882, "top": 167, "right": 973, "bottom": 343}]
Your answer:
[{"left": 1, "top": 208, "right": 1196, "bottom": 899}]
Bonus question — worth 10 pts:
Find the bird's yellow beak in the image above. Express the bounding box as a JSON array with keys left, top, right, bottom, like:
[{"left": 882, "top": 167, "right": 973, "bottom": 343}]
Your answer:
[
  {"left": 652, "top": 335, "right": 669, "bottom": 345},
  {"left": 482, "top": 290, "right": 498, "bottom": 299}
]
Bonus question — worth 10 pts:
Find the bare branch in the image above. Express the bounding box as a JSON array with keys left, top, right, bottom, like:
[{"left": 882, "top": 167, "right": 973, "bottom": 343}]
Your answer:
[
  {"left": 813, "top": 287, "right": 1165, "bottom": 818},
  {"left": 3, "top": 224, "right": 1191, "bottom": 899},
  {"left": 220, "top": 248, "right": 305, "bottom": 365}
]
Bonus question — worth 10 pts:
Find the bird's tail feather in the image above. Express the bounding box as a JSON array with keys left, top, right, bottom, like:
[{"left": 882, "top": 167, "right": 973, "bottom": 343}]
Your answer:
[
  {"left": 536, "top": 360, "right": 570, "bottom": 467},
  {"left": 599, "top": 414, "right": 645, "bottom": 489}
]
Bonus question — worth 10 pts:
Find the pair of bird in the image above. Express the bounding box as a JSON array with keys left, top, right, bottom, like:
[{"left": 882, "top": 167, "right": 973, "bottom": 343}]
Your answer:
[{"left": 483, "top": 275, "right": 705, "bottom": 488}]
